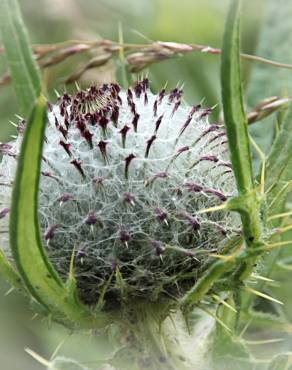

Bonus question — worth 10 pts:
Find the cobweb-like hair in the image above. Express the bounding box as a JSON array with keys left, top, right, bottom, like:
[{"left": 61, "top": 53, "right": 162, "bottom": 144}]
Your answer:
[{"left": 0, "top": 79, "right": 239, "bottom": 307}]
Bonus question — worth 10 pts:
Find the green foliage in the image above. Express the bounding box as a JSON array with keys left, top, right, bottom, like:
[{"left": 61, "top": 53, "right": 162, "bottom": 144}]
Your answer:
[
  {"left": 242, "top": 308, "right": 291, "bottom": 332},
  {"left": 9, "top": 96, "right": 59, "bottom": 302},
  {"left": 180, "top": 0, "right": 264, "bottom": 313},
  {"left": 266, "top": 103, "right": 292, "bottom": 185},
  {"left": 221, "top": 0, "right": 253, "bottom": 194},
  {"left": 266, "top": 103, "right": 292, "bottom": 215},
  {"left": 247, "top": 101, "right": 292, "bottom": 324},
  {"left": 212, "top": 296, "right": 252, "bottom": 370},
  {"left": 220, "top": 0, "right": 263, "bottom": 288},
  {"left": 0, "top": 0, "right": 41, "bottom": 116},
  {"left": 1, "top": 0, "right": 292, "bottom": 369},
  {"left": 9, "top": 95, "right": 104, "bottom": 328},
  {"left": 180, "top": 260, "right": 234, "bottom": 307}
]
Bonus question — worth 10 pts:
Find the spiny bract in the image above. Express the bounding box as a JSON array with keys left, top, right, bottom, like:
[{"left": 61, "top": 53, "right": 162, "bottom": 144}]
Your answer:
[{"left": 0, "top": 79, "right": 239, "bottom": 307}]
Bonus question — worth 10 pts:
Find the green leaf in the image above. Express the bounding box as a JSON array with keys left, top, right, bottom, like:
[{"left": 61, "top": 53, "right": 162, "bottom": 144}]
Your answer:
[
  {"left": 242, "top": 105, "right": 292, "bottom": 312},
  {"left": 0, "top": 0, "right": 41, "bottom": 116},
  {"left": 241, "top": 309, "right": 291, "bottom": 332},
  {"left": 266, "top": 103, "right": 292, "bottom": 213},
  {"left": 266, "top": 103, "right": 292, "bottom": 186},
  {"left": 180, "top": 260, "right": 234, "bottom": 307},
  {"left": 9, "top": 96, "right": 107, "bottom": 328},
  {"left": 221, "top": 0, "right": 263, "bottom": 282},
  {"left": 212, "top": 303, "right": 252, "bottom": 370},
  {"left": 221, "top": 0, "right": 254, "bottom": 194}
]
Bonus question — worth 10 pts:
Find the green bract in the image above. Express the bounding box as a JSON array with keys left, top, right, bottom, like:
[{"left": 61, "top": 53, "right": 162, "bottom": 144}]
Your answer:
[{"left": 1, "top": 0, "right": 292, "bottom": 369}]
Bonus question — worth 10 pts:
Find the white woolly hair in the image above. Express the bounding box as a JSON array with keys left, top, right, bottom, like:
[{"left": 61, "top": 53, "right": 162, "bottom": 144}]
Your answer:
[{"left": 0, "top": 80, "right": 239, "bottom": 307}]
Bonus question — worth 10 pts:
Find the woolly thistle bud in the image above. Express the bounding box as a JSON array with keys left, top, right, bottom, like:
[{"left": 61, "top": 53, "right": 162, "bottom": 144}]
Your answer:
[{"left": 0, "top": 79, "right": 239, "bottom": 308}]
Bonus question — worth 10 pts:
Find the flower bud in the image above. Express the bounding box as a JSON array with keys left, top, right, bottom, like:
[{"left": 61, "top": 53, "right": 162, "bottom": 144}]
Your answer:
[{"left": 0, "top": 79, "right": 238, "bottom": 307}]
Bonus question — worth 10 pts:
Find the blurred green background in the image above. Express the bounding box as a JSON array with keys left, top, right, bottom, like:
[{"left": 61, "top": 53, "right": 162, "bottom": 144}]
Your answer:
[{"left": 1, "top": 0, "right": 292, "bottom": 369}]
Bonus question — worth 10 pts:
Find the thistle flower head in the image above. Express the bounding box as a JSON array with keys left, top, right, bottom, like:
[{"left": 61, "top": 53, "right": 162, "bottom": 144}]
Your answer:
[{"left": 0, "top": 79, "right": 238, "bottom": 308}]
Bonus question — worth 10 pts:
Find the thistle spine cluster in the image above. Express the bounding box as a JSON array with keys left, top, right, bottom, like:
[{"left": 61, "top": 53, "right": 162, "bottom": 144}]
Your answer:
[{"left": 0, "top": 79, "right": 238, "bottom": 307}]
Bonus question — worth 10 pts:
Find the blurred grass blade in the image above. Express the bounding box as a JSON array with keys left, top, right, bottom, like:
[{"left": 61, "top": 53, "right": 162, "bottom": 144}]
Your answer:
[
  {"left": 116, "top": 22, "right": 132, "bottom": 88},
  {"left": 0, "top": 249, "right": 24, "bottom": 291},
  {"left": 9, "top": 96, "right": 98, "bottom": 327},
  {"left": 0, "top": 0, "right": 41, "bottom": 116},
  {"left": 221, "top": 0, "right": 253, "bottom": 194}
]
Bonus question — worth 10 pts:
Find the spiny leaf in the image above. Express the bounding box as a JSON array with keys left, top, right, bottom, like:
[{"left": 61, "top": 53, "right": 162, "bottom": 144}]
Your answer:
[
  {"left": 9, "top": 96, "right": 106, "bottom": 328},
  {"left": 266, "top": 103, "right": 292, "bottom": 215},
  {"left": 0, "top": 0, "right": 41, "bottom": 116},
  {"left": 251, "top": 104, "right": 292, "bottom": 313},
  {"left": 211, "top": 295, "right": 252, "bottom": 370},
  {"left": 242, "top": 309, "right": 291, "bottom": 332},
  {"left": 266, "top": 103, "right": 292, "bottom": 184},
  {"left": 220, "top": 0, "right": 263, "bottom": 291},
  {"left": 221, "top": 0, "right": 253, "bottom": 194},
  {"left": 180, "top": 260, "right": 234, "bottom": 307}
]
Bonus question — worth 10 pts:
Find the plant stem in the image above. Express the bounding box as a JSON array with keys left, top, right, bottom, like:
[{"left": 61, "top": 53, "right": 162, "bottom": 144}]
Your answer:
[{"left": 110, "top": 301, "right": 204, "bottom": 370}]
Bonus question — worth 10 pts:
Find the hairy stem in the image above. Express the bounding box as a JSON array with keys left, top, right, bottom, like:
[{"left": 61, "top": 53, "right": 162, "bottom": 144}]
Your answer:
[{"left": 109, "top": 302, "right": 208, "bottom": 370}]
